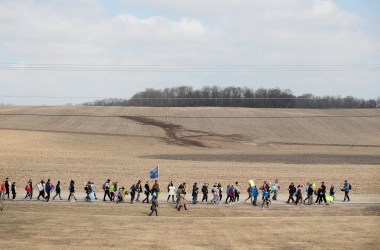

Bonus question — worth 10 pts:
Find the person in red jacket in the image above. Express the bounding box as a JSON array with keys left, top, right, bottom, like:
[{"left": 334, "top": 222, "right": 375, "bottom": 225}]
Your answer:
[{"left": 24, "top": 182, "right": 32, "bottom": 200}]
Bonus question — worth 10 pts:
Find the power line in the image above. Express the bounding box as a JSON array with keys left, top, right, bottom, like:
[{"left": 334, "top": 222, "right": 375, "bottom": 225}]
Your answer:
[
  {"left": 0, "top": 95, "right": 377, "bottom": 100},
  {"left": 0, "top": 63, "right": 379, "bottom": 72}
]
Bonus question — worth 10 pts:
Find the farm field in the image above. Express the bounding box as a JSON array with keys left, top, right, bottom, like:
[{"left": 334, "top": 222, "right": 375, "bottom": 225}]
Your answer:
[{"left": 0, "top": 106, "right": 379, "bottom": 249}]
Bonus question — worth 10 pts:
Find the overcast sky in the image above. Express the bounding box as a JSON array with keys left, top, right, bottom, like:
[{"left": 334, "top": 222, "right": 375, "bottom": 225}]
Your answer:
[{"left": 0, "top": 0, "right": 379, "bottom": 105}]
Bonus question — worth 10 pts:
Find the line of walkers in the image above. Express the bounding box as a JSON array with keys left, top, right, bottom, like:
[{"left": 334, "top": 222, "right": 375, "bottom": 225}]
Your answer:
[{"left": 0, "top": 178, "right": 352, "bottom": 209}]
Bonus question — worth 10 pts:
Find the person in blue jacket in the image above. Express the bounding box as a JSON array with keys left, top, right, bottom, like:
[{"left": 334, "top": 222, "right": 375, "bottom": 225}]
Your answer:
[{"left": 251, "top": 185, "right": 259, "bottom": 206}]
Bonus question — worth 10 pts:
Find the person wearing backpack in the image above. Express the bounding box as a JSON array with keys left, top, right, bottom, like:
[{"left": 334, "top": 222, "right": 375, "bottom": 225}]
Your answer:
[
  {"left": 53, "top": 181, "right": 62, "bottom": 200},
  {"left": 149, "top": 198, "right": 159, "bottom": 216},
  {"left": 245, "top": 185, "right": 252, "bottom": 203},
  {"left": 103, "top": 179, "right": 111, "bottom": 202},
  {"left": 343, "top": 180, "right": 351, "bottom": 202}
]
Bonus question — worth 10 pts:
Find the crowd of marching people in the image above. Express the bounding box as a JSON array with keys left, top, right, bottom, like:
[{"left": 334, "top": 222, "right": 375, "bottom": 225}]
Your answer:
[{"left": 0, "top": 177, "right": 352, "bottom": 215}]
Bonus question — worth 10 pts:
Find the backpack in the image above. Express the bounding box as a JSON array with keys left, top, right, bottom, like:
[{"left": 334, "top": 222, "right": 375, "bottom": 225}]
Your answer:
[
  {"left": 349, "top": 184, "right": 352, "bottom": 190},
  {"left": 247, "top": 187, "right": 251, "bottom": 193},
  {"left": 102, "top": 183, "right": 106, "bottom": 191}
]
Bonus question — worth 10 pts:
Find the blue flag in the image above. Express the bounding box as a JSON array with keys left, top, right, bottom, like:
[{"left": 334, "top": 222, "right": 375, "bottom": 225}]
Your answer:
[{"left": 150, "top": 166, "right": 159, "bottom": 179}]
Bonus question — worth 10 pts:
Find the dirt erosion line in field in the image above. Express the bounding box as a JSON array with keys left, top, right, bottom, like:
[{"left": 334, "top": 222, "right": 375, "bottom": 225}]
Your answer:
[{"left": 120, "top": 116, "right": 207, "bottom": 147}]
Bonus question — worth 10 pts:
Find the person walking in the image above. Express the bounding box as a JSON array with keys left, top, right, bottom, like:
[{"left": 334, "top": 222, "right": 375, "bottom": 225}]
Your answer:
[
  {"left": 24, "top": 181, "right": 32, "bottom": 200},
  {"left": 201, "top": 183, "right": 208, "bottom": 203},
  {"left": 167, "top": 181, "right": 175, "bottom": 202},
  {"left": 252, "top": 184, "right": 259, "bottom": 206},
  {"left": 303, "top": 182, "right": 310, "bottom": 204},
  {"left": 272, "top": 179, "right": 280, "bottom": 201},
  {"left": 218, "top": 183, "right": 223, "bottom": 202},
  {"left": 68, "top": 180, "right": 76, "bottom": 202},
  {"left": 234, "top": 182, "right": 240, "bottom": 203},
  {"left": 229, "top": 184, "right": 235, "bottom": 204},
  {"left": 245, "top": 184, "right": 252, "bottom": 203},
  {"left": 342, "top": 180, "right": 351, "bottom": 202},
  {"left": 307, "top": 183, "right": 314, "bottom": 205},
  {"left": 11, "top": 182, "right": 16, "bottom": 200},
  {"left": 295, "top": 185, "right": 303, "bottom": 206},
  {"left": 225, "top": 185, "right": 230, "bottom": 204},
  {"left": 149, "top": 198, "right": 159, "bottom": 216},
  {"left": 45, "top": 179, "right": 51, "bottom": 202},
  {"left": 136, "top": 180, "right": 142, "bottom": 202},
  {"left": 262, "top": 187, "right": 270, "bottom": 208},
  {"left": 130, "top": 184, "right": 136, "bottom": 204},
  {"left": 103, "top": 179, "right": 111, "bottom": 202},
  {"left": 5, "top": 178, "right": 10, "bottom": 200},
  {"left": 319, "top": 182, "right": 327, "bottom": 205},
  {"left": 85, "top": 181, "right": 93, "bottom": 202},
  {"left": 178, "top": 193, "right": 187, "bottom": 211},
  {"left": 53, "top": 181, "right": 62, "bottom": 200},
  {"left": 143, "top": 181, "right": 150, "bottom": 203},
  {"left": 1, "top": 180, "right": 6, "bottom": 200},
  {"left": 28, "top": 179, "right": 33, "bottom": 199},
  {"left": 90, "top": 179, "right": 97, "bottom": 200},
  {"left": 192, "top": 182, "right": 199, "bottom": 204},
  {"left": 37, "top": 180, "right": 45, "bottom": 200},
  {"left": 175, "top": 184, "right": 183, "bottom": 208},
  {"left": 329, "top": 184, "right": 335, "bottom": 204},
  {"left": 286, "top": 182, "right": 296, "bottom": 203}
]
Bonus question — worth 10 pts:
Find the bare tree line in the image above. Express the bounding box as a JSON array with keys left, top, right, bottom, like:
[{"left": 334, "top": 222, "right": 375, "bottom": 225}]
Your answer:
[{"left": 83, "top": 86, "right": 379, "bottom": 109}]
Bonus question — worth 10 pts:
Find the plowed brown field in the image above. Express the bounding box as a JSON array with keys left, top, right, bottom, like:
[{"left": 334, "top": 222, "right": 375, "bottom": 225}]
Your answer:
[{"left": 0, "top": 106, "right": 379, "bottom": 249}]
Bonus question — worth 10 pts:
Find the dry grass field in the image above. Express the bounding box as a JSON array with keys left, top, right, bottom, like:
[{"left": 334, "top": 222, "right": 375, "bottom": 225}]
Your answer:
[{"left": 0, "top": 106, "right": 379, "bottom": 249}]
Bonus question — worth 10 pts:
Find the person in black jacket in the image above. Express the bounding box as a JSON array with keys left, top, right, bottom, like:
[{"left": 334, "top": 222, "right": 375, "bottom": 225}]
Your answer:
[
  {"left": 68, "top": 180, "right": 76, "bottom": 202},
  {"left": 192, "top": 182, "right": 199, "bottom": 204},
  {"left": 307, "top": 184, "right": 314, "bottom": 205},
  {"left": 142, "top": 181, "right": 150, "bottom": 203},
  {"left": 11, "top": 182, "right": 16, "bottom": 200},
  {"left": 201, "top": 183, "right": 208, "bottom": 203},
  {"left": 53, "top": 181, "right": 62, "bottom": 200},
  {"left": 318, "top": 182, "right": 327, "bottom": 205},
  {"left": 45, "top": 179, "right": 51, "bottom": 202},
  {"left": 135, "top": 180, "right": 142, "bottom": 202},
  {"left": 286, "top": 182, "right": 296, "bottom": 203},
  {"left": 5, "top": 178, "right": 10, "bottom": 200}
]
